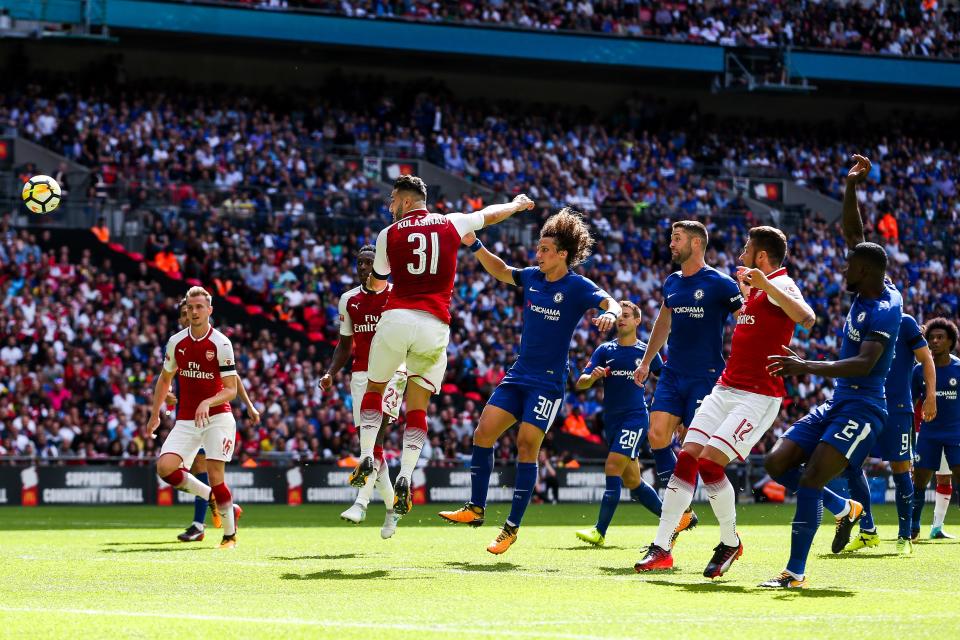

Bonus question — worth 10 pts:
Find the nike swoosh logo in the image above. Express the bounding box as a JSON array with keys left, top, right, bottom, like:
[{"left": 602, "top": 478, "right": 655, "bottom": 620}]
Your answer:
[{"left": 529, "top": 288, "right": 539, "bottom": 292}]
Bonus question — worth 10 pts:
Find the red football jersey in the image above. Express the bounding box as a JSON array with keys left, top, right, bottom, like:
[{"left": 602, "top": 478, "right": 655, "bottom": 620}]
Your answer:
[
  {"left": 163, "top": 325, "right": 237, "bottom": 420},
  {"left": 338, "top": 283, "right": 391, "bottom": 371},
  {"left": 719, "top": 268, "right": 802, "bottom": 398},
  {"left": 373, "top": 209, "right": 484, "bottom": 324}
]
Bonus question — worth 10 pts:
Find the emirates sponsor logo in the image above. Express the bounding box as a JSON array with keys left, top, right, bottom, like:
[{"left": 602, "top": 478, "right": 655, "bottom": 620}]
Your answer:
[{"left": 737, "top": 314, "right": 756, "bottom": 325}]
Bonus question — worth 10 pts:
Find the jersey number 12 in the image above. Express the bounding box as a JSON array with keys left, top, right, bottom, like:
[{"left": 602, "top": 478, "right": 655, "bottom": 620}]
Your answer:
[{"left": 407, "top": 232, "right": 439, "bottom": 275}]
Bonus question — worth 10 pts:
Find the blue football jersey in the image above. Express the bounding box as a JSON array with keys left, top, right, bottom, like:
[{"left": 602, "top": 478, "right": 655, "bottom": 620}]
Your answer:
[
  {"left": 884, "top": 314, "right": 927, "bottom": 412},
  {"left": 584, "top": 340, "right": 663, "bottom": 420},
  {"left": 508, "top": 267, "right": 609, "bottom": 391},
  {"left": 833, "top": 282, "right": 903, "bottom": 407},
  {"left": 913, "top": 356, "right": 960, "bottom": 439},
  {"left": 661, "top": 266, "right": 743, "bottom": 378}
]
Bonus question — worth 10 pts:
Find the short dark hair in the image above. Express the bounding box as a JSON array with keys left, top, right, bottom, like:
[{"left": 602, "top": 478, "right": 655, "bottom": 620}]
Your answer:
[
  {"left": 358, "top": 244, "right": 376, "bottom": 258},
  {"left": 672, "top": 220, "right": 708, "bottom": 245},
  {"left": 540, "top": 207, "right": 594, "bottom": 267},
  {"left": 850, "top": 242, "right": 888, "bottom": 273},
  {"left": 748, "top": 226, "right": 787, "bottom": 266},
  {"left": 393, "top": 175, "right": 427, "bottom": 200},
  {"left": 620, "top": 300, "right": 641, "bottom": 320},
  {"left": 178, "top": 297, "right": 188, "bottom": 312},
  {"left": 925, "top": 317, "right": 959, "bottom": 351}
]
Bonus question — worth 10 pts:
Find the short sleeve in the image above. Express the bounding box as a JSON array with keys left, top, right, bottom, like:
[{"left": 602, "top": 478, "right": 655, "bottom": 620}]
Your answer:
[
  {"left": 446, "top": 211, "right": 485, "bottom": 237},
  {"left": 373, "top": 227, "right": 390, "bottom": 278},
  {"left": 911, "top": 363, "right": 924, "bottom": 401},
  {"left": 578, "top": 276, "right": 608, "bottom": 311},
  {"left": 904, "top": 315, "right": 927, "bottom": 351},
  {"left": 723, "top": 274, "right": 745, "bottom": 311},
  {"left": 661, "top": 276, "right": 673, "bottom": 309},
  {"left": 584, "top": 344, "right": 607, "bottom": 375},
  {"left": 218, "top": 337, "right": 238, "bottom": 378},
  {"left": 767, "top": 275, "right": 803, "bottom": 310},
  {"left": 162, "top": 338, "right": 178, "bottom": 373},
  {"left": 864, "top": 303, "right": 901, "bottom": 345},
  {"left": 338, "top": 292, "right": 355, "bottom": 337},
  {"left": 512, "top": 266, "right": 537, "bottom": 288}
]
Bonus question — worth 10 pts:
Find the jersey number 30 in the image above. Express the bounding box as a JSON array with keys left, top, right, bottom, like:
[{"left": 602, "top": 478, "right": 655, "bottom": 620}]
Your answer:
[{"left": 407, "top": 232, "right": 439, "bottom": 275}]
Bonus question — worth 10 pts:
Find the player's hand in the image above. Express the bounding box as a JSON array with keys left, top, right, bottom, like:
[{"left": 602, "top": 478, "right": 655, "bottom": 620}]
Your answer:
[
  {"left": 247, "top": 404, "right": 262, "bottom": 425},
  {"left": 589, "top": 367, "right": 609, "bottom": 382},
  {"left": 512, "top": 194, "right": 534, "bottom": 212},
  {"left": 461, "top": 231, "right": 477, "bottom": 246},
  {"left": 165, "top": 392, "right": 177, "bottom": 406},
  {"left": 922, "top": 394, "right": 938, "bottom": 422},
  {"left": 766, "top": 345, "right": 807, "bottom": 377},
  {"left": 634, "top": 362, "right": 650, "bottom": 386},
  {"left": 592, "top": 311, "right": 616, "bottom": 333},
  {"left": 195, "top": 400, "right": 212, "bottom": 429},
  {"left": 146, "top": 414, "right": 161, "bottom": 440},
  {"left": 846, "top": 154, "right": 872, "bottom": 184},
  {"left": 319, "top": 373, "right": 333, "bottom": 392},
  {"left": 737, "top": 266, "right": 770, "bottom": 292}
]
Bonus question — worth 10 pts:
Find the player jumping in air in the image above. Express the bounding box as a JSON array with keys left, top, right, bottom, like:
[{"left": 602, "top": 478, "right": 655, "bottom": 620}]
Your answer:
[
  {"left": 761, "top": 155, "right": 902, "bottom": 588},
  {"left": 840, "top": 313, "right": 936, "bottom": 555},
  {"left": 911, "top": 318, "right": 960, "bottom": 540},
  {"left": 171, "top": 297, "right": 258, "bottom": 542},
  {"left": 635, "top": 226, "right": 815, "bottom": 577},
  {"left": 350, "top": 175, "right": 534, "bottom": 516},
  {"left": 573, "top": 300, "right": 666, "bottom": 547},
  {"left": 633, "top": 221, "right": 745, "bottom": 533},
  {"left": 439, "top": 208, "right": 621, "bottom": 554},
  {"left": 321, "top": 245, "right": 407, "bottom": 539},
  {"left": 148, "top": 287, "right": 243, "bottom": 549}
]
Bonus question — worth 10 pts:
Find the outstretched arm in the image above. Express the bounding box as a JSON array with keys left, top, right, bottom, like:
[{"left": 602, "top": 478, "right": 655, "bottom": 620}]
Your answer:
[
  {"left": 842, "top": 154, "right": 871, "bottom": 248},
  {"left": 462, "top": 231, "right": 516, "bottom": 284},
  {"left": 767, "top": 340, "right": 883, "bottom": 379},
  {"left": 475, "top": 194, "right": 535, "bottom": 228}
]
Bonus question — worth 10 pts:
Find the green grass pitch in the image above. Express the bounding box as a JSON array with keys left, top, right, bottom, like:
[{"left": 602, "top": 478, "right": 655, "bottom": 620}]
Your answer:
[{"left": 0, "top": 502, "right": 957, "bottom": 639}]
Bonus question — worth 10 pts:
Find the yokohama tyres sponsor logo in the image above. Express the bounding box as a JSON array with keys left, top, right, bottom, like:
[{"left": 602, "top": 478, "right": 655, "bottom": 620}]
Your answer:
[{"left": 672, "top": 306, "right": 705, "bottom": 318}]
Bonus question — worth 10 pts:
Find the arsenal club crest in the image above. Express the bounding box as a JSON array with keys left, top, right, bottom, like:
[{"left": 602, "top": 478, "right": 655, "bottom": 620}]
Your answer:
[{"left": 206, "top": 350, "right": 215, "bottom": 361}]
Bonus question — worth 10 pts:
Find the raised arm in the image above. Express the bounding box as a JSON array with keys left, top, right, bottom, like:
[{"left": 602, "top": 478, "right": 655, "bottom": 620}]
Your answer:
[
  {"left": 475, "top": 194, "right": 535, "bottom": 228},
  {"left": 462, "top": 231, "right": 516, "bottom": 284},
  {"left": 842, "top": 154, "right": 871, "bottom": 248}
]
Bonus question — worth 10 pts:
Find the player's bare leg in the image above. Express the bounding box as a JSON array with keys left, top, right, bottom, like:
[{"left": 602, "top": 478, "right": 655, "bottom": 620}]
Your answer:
[
  {"left": 697, "top": 445, "right": 743, "bottom": 578},
  {"left": 206, "top": 459, "right": 240, "bottom": 548},
  {"left": 439, "top": 404, "right": 516, "bottom": 527},
  {"left": 578, "top": 453, "right": 658, "bottom": 547}
]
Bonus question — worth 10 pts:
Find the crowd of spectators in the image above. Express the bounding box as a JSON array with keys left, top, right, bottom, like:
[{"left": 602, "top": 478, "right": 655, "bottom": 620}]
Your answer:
[
  {"left": 3, "top": 73, "right": 960, "bottom": 474},
  {"left": 182, "top": 0, "right": 960, "bottom": 59}
]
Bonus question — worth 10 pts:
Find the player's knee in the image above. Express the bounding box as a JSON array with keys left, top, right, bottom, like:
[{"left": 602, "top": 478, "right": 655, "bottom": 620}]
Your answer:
[
  {"left": 763, "top": 454, "right": 787, "bottom": 478},
  {"left": 604, "top": 457, "right": 626, "bottom": 477},
  {"left": 161, "top": 467, "right": 185, "bottom": 487},
  {"left": 516, "top": 439, "right": 540, "bottom": 463}
]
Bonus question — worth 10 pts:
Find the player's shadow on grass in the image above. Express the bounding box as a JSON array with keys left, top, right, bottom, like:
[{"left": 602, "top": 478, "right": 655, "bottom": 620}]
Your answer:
[
  {"left": 443, "top": 561, "right": 533, "bottom": 573},
  {"left": 598, "top": 566, "right": 640, "bottom": 576},
  {"left": 816, "top": 553, "right": 900, "bottom": 560},
  {"left": 102, "top": 541, "right": 182, "bottom": 546},
  {"left": 644, "top": 579, "right": 853, "bottom": 597},
  {"left": 271, "top": 554, "right": 366, "bottom": 561},
  {"left": 281, "top": 569, "right": 390, "bottom": 581},
  {"left": 101, "top": 547, "right": 204, "bottom": 554},
  {"left": 555, "top": 545, "right": 628, "bottom": 551}
]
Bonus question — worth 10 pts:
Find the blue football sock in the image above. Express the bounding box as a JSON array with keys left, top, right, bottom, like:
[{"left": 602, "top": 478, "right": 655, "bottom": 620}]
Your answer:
[
  {"left": 652, "top": 447, "right": 677, "bottom": 487},
  {"left": 596, "top": 476, "right": 623, "bottom": 536},
  {"left": 822, "top": 486, "right": 848, "bottom": 517},
  {"left": 774, "top": 467, "right": 802, "bottom": 493},
  {"left": 786, "top": 486, "right": 823, "bottom": 577},
  {"left": 912, "top": 482, "right": 927, "bottom": 534},
  {"left": 844, "top": 467, "right": 874, "bottom": 531},
  {"left": 634, "top": 480, "right": 662, "bottom": 517},
  {"left": 506, "top": 462, "right": 538, "bottom": 527},
  {"left": 893, "top": 471, "right": 914, "bottom": 539},
  {"left": 193, "top": 472, "right": 209, "bottom": 525},
  {"left": 469, "top": 446, "right": 494, "bottom": 508}
]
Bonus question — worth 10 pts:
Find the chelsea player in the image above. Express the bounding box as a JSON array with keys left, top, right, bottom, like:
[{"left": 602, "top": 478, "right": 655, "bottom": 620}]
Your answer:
[
  {"left": 439, "top": 208, "right": 620, "bottom": 555},
  {"left": 911, "top": 318, "right": 960, "bottom": 539},
  {"left": 633, "top": 221, "right": 743, "bottom": 517},
  {"left": 573, "top": 300, "right": 665, "bottom": 546},
  {"left": 763, "top": 155, "right": 903, "bottom": 588},
  {"left": 842, "top": 313, "right": 936, "bottom": 554}
]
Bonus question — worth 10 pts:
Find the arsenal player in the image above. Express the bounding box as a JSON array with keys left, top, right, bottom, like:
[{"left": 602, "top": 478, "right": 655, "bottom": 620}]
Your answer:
[
  {"left": 320, "top": 245, "right": 407, "bottom": 538},
  {"left": 635, "top": 226, "right": 815, "bottom": 577},
  {"left": 350, "top": 174, "right": 534, "bottom": 516},
  {"left": 148, "top": 287, "right": 242, "bottom": 549}
]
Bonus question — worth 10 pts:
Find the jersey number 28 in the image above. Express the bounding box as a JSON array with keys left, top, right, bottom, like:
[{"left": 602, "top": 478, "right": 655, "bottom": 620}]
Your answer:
[{"left": 407, "top": 232, "right": 439, "bottom": 275}]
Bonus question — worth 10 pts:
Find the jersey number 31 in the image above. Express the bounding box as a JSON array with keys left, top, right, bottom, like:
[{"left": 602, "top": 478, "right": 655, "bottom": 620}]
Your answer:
[{"left": 407, "top": 232, "right": 439, "bottom": 275}]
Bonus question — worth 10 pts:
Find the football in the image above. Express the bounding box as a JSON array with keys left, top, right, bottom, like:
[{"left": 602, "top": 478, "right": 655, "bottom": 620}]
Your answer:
[{"left": 22, "top": 175, "right": 62, "bottom": 214}]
